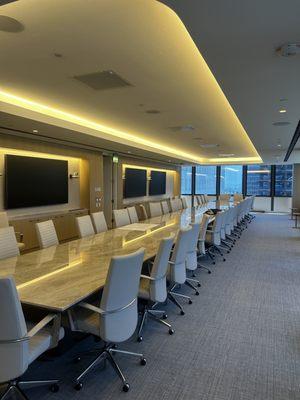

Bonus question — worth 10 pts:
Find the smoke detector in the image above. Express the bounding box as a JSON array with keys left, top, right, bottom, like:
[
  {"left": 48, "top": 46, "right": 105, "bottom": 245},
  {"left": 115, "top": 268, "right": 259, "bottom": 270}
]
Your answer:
[{"left": 276, "top": 43, "right": 300, "bottom": 57}]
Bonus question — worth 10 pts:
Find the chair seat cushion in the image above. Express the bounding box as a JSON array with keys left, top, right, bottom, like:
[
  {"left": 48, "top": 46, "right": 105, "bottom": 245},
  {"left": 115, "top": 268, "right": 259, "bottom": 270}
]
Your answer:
[
  {"left": 17, "top": 242, "right": 25, "bottom": 251},
  {"left": 138, "top": 278, "right": 151, "bottom": 300},
  {"left": 27, "top": 323, "right": 64, "bottom": 364},
  {"left": 73, "top": 308, "right": 100, "bottom": 337}
]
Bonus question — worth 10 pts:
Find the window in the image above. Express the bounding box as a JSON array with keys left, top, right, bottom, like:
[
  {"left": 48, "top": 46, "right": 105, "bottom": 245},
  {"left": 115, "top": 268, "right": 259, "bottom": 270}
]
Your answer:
[
  {"left": 220, "top": 165, "right": 243, "bottom": 194},
  {"left": 275, "top": 164, "right": 293, "bottom": 197},
  {"left": 247, "top": 164, "right": 271, "bottom": 196},
  {"left": 181, "top": 166, "right": 192, "bottom": 194},
  {"left": 195, "top": 165, "right": 217, "bottom": 194}
]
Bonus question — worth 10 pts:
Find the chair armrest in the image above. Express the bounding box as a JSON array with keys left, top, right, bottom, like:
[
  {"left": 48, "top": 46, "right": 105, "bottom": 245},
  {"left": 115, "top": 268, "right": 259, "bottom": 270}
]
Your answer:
[
  {"left": 140, "top": 274, "right": 156, "bottom": 281},
  {"left": 78, "top": 302, "right": 105, "bottom": 315},
  {"left": 27, "top": 313, "right": 57, "bottom": 338},
  {"left": 168, "top": 261, "right": 175, "bottom": 265}
]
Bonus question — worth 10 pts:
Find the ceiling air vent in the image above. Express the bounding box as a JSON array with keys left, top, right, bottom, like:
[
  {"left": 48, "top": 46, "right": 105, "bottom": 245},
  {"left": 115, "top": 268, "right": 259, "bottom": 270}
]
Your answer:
[
  {"left": 73, "top": 70, "right": 133, "bottom": 91},
  {"left": 168, "top": 125, "right": 195, "bottom": 132},
  {"left": 272, "top": 122, "right": 291, "bottom": 127}
]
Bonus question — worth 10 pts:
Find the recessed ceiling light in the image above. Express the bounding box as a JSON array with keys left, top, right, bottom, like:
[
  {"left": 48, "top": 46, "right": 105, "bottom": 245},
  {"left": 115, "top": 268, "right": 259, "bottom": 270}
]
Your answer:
[
  {"left": 127, "top": 151, "right": 131, "bottom": 154},
  {"left": 32, "top": 129, "right": 38, "bottom": 133},
  {"left": 54, "top": 53, "right": 63, "bottom": 58},
  {"left": 279, "top": 109, "right": 287, "bottom": 113},
  {"left": 277, "top": 143, "right": 282, "bottom": 147}
]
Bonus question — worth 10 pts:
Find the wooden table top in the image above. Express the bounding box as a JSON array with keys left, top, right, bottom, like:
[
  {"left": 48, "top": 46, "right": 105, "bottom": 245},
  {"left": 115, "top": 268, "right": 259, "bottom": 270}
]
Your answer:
[{"left": 0, "top": 206, "right": 210, "bottom": 312}]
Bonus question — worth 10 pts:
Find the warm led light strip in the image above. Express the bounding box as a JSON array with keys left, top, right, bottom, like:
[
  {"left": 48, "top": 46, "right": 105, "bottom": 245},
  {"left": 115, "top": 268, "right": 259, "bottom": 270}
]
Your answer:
[
  {"left": 17, "top": 259, "right": 82, "bottom": 290},
  {"left": 0, "top": 90, "right": 205, "bottom": 164},
  {"left": 208, "top": 157, "right": 261, "bottom": 163}
]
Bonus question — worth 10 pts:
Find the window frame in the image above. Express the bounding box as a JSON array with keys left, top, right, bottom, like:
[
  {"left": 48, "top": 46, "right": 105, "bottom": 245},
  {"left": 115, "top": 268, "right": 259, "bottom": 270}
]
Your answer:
[{"left": 245, "top": 164, "right": 272, "bottom": 197}]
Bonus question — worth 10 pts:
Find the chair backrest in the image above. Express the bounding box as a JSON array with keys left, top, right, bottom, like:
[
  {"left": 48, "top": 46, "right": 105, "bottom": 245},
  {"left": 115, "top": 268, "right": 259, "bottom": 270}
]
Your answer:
[
  {"left": 161, "top": 201, "right": 169, "bottom": 214},
  {"left": 0, "top": 212, "right": 9, "bottom": 228},
  {"left": 99, "top": 248, "right": 145, "bottom": 343},
  {"left": 149, "top": 236, "right": 174, "bottom": 302},
  {"left": 76, "top": 215, "right": 95, "bottom": 238},
  {"left": 149, "top": 202, "right": 162, "bottom": 218},
  {"left": 139, "top": 204, "right": 148, "bottom": 220},
  {"left": 0, "top": 227, "right": 20, "bottom": 260},
  {"left": 233, "top": 193, "right": 243, "bottom": 203},
  {"left": 170, "top": 199, "right": 179, "bottom": 212},
  {"left": 127, "top": 206, "right": 139, "bottom": 223},
  {"left": 35, "top": 220, "right": 59, "bottom": 249},
  {"left": 182, "top": 197, "right": 188, "bottom": 209},
  {"left": 91, "top": 211, "right": 108, "bottom": 234},
  {"left": 198, "top": 214, "right": 211, "bottom": 255},
  {"left": 0, "top": 277, "right": 29, "bottom": 382},
  {"left": 186, "top": 223, "right": 201, "bottom": 271},
  {"left": 113, "top": 209, "right": 131, "bottom": 228},
  {"left": 169, "top": 226, "right": 192, "bottom": 284}
]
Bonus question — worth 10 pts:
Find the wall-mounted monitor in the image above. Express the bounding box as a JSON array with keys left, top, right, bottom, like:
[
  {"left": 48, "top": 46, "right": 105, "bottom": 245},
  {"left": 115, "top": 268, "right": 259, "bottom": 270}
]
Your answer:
[
  {"left": 124, "top": 168, "right": 147, "bottom": 198},
  {"left": 5, "top": 155, "right": 68, "bottom": 209},
  {"left": 149, "top": 170, "right": 166, "bottom": 195}
]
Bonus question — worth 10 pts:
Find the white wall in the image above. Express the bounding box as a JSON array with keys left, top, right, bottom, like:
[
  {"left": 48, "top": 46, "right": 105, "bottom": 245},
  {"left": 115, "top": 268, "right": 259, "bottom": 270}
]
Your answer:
[{"left": 0, "top": 150, "right": 80, "bottom": 217}]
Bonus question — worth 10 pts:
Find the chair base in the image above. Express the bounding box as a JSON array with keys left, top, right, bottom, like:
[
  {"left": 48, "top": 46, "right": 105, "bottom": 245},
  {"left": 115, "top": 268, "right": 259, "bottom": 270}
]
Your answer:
[
  {"left": 0, "top": 379, "right": 59, "bottom": 400},
  {"left": 74, "top": 344, "right": 146, "bottom": 392},
  {"left": 168, "top": 284, "right": 193, "bottom": 315},
  {"left": 137, "top": 306, "right": 174, "bottom": 342}
]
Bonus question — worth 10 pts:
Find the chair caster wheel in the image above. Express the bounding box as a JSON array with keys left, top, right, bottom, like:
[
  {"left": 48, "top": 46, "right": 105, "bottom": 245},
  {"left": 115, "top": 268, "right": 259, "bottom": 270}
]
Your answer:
[
  {"left": 180, "top": 310, "right": 185, "bottom": 315},
  {"left": 208, "top": 271, "right": 212, "bottom": 274},
  {"left": 123, "top": 383, "right": 130, "bottom": 392},
  {"left": 197, "top": 283, "right": 201, "bottom": 287},
  {"left": 189, "top": 299, "right": 193, "bottom": 304},
  {"left": 163, "top": 314, "right": 168, "bottom": 319},
  {"left": 75, "top": 382, "right": 83, "bottom": 391},
  {"left": 169, "top": 328, "right": 174, "bottom": 335},
  {"left": 140, "top": 357, "right": 147, "bottom": 366},
  {"left": 212, "top": 262, "right": 216, "bottom": 265},
  {"left": 137, "top": 336, "right": 143, "bottom": 342},
  {"left": 50, "top": 384, "right": 59, "bottom": 393},
  {"left": 223, "top": 258, "right": 226, "bottom": 262},
  {"left": 195, "top": 291, "right": 200, "bottom": 296}
]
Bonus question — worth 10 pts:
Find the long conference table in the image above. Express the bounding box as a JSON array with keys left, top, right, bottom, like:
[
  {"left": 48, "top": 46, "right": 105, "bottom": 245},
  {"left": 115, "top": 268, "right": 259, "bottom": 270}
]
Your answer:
[{"left": 0, "top": 206, "right": 212, "bottom": 313}]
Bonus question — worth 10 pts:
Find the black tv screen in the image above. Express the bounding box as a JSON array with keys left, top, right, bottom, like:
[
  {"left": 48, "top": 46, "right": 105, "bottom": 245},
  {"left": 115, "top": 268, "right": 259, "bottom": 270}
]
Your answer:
[
  {"left": 149, "top": 170, "right": 166, "bottom": 195},
  {"left": 124, "top": 168, "right": 147, "bottom": 198},
  {"left": 5, "top": 155, "right": 68, "bottom": 209}
]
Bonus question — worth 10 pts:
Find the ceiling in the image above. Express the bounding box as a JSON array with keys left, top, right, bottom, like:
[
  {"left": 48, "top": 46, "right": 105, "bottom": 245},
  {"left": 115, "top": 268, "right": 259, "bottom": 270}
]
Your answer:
[
  {"left": 161, "top": 0, "right": 300, "bottom": 164},
  {"left": 0, "top": 0, "right": 260, "bottom": 165}
]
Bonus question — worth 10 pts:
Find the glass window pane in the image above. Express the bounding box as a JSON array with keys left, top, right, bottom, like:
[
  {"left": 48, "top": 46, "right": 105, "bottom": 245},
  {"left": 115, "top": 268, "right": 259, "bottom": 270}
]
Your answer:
[
  {"left": 275, "top": 164, "right": 293, "bottom": 197},
  {"left": 247, "top": 164, "right": 271, "bottom": 196},
  {"left": 181, "top": 166, "right": 192, "bottom": 194},
  {"left": 220, "top": 165, "right": 243, "bottom": 194},
  {"left": 195, "top": 166, "right": 217, "bottom": 194}
]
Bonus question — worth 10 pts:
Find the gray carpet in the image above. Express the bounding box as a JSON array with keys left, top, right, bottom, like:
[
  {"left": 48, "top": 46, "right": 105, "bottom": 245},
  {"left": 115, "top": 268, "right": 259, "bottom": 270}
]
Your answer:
[{"left": 21, "top": 214, "right": 300, "bottom": 399}]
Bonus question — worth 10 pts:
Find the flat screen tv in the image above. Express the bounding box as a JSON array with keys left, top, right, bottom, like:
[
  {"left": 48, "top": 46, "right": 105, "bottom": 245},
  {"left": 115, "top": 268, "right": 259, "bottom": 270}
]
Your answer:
[
  {"left": 5, "top": 155, "right": 68, "bottom": 209},
  {"left": 149, "top": 170, "right": 166, "bottom": 195},
  {"left": 124, "top": 168, "right": 147, "bottom": 198}
]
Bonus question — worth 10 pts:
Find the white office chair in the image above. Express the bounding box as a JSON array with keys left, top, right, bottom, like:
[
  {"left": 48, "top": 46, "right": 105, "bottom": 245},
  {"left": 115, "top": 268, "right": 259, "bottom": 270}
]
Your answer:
[
  {"left": 0, "top": 277, "right": 64, "bottom": 400},
  {"left": 127, "top": 206, "right": 139, "bottom": 223},
  {"left": 167, "top": 226, "right": 192, "bottom": 315},
  {"left": 149, "top": 202, "right": 162, "bottom": 218},
  {"left": 70, "top": 248, "right": 146, "bottom": 392},
  {"left": 113, "top": 209, "right": 131, "bottom": 228},
  {"left": 218, "top": 194, "right": 230, "bottom": 207},
  {"left": 205, "top": 212, "right": 226, "bottom": 262},
  {"left": 91, "top": 211, "right": 108, "bottom": 234},
  {"left": 0, "top": 227, "right": 20, "bottom": 260},
  {"left": 233, "top": 193, "right": 243, "bottom": 204},
  {"left": 137, "top": 236, "right": 174, "bottom": 342},
  {"left": 181, "top": 197, "right": 188, "bottom": 209},
  {"left": 161, "top": 201, "right": 169, "bottom": 214},
  {"left": 76, "top": 215, "right": 95, "bottom": 238},
  {"left": 197, "top": 214, "right": 213, "bottom": 273},
  {"left": 0, "top": 212, "right": 25, "bottom": 252},
  {"left": 35, "top": 220, "right": 59, "bottom": 249},
  {"left": 139, "top": 204, "right": 148, "bottom": 220},
  {"left": 185, "top": 223, "right": 201, "bottom": 295},
  {"left": 170, "top": 199, "right": 179, "bottom": 212}
]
